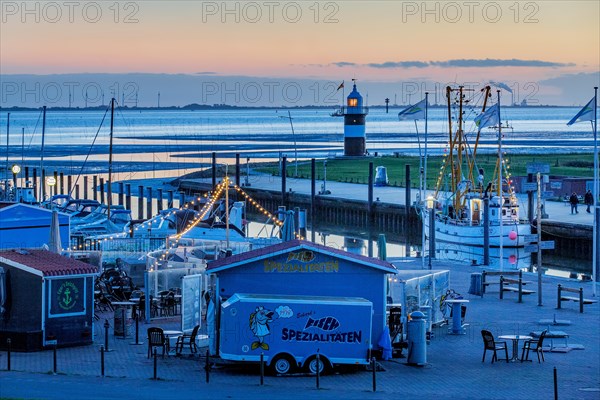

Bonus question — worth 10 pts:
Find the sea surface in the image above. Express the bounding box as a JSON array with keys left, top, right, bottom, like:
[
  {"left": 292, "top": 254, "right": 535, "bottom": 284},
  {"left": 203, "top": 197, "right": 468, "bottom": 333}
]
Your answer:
[{"left": 1, "top": 106, "right": 594, "bottom": 277}]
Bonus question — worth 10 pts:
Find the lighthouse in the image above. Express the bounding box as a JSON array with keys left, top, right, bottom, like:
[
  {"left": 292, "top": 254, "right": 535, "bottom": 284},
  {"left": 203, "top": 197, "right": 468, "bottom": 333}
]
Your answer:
[{"left": 343, "top": 82, "right": 368, "bottom": 156}]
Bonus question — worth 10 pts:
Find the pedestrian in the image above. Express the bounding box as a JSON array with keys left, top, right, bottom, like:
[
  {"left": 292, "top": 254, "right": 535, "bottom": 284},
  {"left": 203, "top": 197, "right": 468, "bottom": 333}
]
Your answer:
[
  {"left": 584, "top": 189, "right": 593, "bottom": 213},
  {"left": 569, "top": 192, "right": 579, "bottom": 214}
]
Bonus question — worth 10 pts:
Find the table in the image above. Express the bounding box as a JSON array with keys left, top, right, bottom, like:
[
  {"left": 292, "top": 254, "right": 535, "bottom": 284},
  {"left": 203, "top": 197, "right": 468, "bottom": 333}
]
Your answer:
[
  {"left": 499, "top": 335, "right": 532, "bottom": 361},
  {"left": 163, "top": 330, "right": 184, "bottom": 354},
  {"left": 445, "top": 299, "right": 469, "bottom": 334}
]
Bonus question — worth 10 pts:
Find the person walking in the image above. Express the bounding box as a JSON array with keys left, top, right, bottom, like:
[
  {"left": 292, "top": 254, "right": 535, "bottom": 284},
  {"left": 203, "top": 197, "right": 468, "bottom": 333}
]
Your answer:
[
  {"left": 569, "top": 192, "right": 579, "bottom": 214},
  {"left": 584, "top": 189, "right": 593, "bottom": 213}
]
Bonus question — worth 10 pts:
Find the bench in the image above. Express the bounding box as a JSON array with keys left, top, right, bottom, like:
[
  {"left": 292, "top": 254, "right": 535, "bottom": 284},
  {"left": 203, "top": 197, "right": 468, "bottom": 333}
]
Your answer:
[
  {"left": 482, "top": 270, "right": 522, "bottom": 294},
  {"left": 557, "top": 284, "right": 598, "bottom": 313},
  {"left": 499, "top": 275, "right": 535, "bottom": 302}
]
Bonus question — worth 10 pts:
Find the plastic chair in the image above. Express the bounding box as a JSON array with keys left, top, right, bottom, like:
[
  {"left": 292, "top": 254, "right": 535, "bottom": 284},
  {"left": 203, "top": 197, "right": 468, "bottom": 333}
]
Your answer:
[
  {"left": 175, "top": 325, "right": 200, "bottom": 355},
  {"left": 521, "top": 330, "right": 547, "bottom": 363},
  {"left": 147, "top": 327, "right": 168, "bottom": 358},
  {"left": 481, "top": 330, "right": 508, "bottom": 363}
]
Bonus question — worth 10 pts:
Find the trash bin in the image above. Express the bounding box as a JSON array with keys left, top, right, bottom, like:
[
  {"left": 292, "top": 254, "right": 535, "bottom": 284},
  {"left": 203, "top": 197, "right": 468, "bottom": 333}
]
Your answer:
[
  {"left": 407, "top": 311, "right": 427, "bottom": 366},
  {"left": 468, "top": 273, "right": 483, "bottom": 296},
  {"left": 113, "top": 302, "right": 134, "bottom": 337}
]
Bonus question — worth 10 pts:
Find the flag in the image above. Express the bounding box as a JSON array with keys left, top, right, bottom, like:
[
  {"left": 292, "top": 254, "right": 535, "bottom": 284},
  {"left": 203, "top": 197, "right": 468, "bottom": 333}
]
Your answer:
[
  {"left": 398, "top": 98, "right": 427, "bottom": 120},
  {"left": 474, "top": 103, "right": 500, "bottom": 129},
  {"left": 567, "top": 96, "right": 595, "bottom": 125},
  {"left": 336, "top": 81, "right": 344, "bottom": 91}
]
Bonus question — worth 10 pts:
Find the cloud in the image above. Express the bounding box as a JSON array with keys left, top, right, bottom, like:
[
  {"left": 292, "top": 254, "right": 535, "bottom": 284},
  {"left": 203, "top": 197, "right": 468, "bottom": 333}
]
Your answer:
[
  {"left": 328, "top": 59, "right": 575, "bottom": 69},
  {"left": 367, "top": 61, "right": 429, "bottom": 69},
  {"left": 332, "top": 61, "right": 357, "bottom": 67},
  {"left": 430, "top": 58, "right": 575, "bottom": 68},
  {"left": 195, "top": 71, "right": 217, "bottom": 75}
]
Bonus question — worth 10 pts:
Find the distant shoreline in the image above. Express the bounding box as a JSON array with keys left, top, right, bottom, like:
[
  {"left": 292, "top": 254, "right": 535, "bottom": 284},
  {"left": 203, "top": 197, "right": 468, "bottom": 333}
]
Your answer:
[{"left": 0, "top": 104, "right": 569, "bottom": 112}]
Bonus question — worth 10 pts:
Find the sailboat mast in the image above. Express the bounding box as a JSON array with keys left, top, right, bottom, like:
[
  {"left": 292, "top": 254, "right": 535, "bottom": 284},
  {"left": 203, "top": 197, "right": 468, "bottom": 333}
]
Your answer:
[
  {"left": 4, "top": 113, "right": 9, "bottom": 199},
  {"left": 446, "top": 86, "right": 454, "bottom": 196},
  {"left": 39, "top": 106, "right": 47, "bottom": 201},
  {"left": 497, "top": 91, "right": 502, "bottom": 197},
  {"left": 107, "top": 98, "right": 115, "bottom": 220}
]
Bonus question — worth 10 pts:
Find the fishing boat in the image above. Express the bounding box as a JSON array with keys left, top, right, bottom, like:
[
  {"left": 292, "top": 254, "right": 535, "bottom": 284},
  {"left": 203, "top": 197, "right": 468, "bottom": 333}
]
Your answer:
[{"left": 423, "top": 85, "right": 531, "bottom": 248}]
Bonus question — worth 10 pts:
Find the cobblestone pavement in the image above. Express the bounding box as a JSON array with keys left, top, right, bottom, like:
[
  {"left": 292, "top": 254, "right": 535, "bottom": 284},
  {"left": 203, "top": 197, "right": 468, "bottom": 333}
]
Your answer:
[{"left": 1, "top": 260, "right": 598, "bottom": 400}]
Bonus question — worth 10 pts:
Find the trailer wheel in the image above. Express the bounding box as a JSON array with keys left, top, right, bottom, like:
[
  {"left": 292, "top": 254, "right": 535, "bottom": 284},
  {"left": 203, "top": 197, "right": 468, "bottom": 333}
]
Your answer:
[
  {"left": 306, "top": 356, "right": 330, "bottom": 375},
  {"left": 270, "top": 354, "right": 295, "bottom": 375}
]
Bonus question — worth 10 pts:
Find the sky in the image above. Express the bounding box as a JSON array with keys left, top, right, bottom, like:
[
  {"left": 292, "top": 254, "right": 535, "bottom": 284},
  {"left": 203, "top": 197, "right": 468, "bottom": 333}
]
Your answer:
[{"left": 1, "top": 1, "right": 599, "bottom": 106}]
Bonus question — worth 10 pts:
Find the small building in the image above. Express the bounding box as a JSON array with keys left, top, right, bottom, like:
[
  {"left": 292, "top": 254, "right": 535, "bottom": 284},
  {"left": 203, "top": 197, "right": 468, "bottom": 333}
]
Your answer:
[
  {"left": 0, "top": 249, "right": 97, "bottom": 351},
  {"left": 206, "top": 239, "right": 397, "bottom": 352},
  {"left": 0, "top": 203, "right": 70, "bottom": 250}
]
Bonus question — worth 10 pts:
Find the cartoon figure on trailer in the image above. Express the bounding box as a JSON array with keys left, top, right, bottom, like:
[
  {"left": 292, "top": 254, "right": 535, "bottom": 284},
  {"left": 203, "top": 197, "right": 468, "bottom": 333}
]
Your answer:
[{"left": 249, "top": 306, "right": 277, "bottom": 350}]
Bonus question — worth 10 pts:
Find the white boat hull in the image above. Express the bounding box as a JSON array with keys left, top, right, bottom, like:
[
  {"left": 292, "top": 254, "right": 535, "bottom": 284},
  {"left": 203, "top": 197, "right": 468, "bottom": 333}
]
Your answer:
[{"left": 424, "top": 211, "right": 531, "bottom": 248}]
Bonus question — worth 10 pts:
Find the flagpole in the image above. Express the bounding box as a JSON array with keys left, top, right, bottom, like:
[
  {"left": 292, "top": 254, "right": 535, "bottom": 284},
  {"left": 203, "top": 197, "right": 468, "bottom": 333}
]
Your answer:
[
  {"left": 424, "top": 92, "right": 429, "bottom": 269},
  {"left": 593, "top": 86, "right": 598, "bottom": 296},
  {"left": 414, "top": 119, "right": 424, "bottom": 268}
]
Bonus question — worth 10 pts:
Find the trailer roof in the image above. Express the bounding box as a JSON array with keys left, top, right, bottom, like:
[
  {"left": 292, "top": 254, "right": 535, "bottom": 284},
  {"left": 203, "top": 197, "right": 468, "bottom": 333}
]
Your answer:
[
  {"left": 0, "top": 249, "right": 98, "bottom": 277},
  {"left": 207, "top": 239, "right": 397, "bottom": 274}
]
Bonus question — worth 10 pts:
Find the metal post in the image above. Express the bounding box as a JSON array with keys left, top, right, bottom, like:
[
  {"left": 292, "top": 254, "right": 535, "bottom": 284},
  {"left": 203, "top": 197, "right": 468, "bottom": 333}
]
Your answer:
[
  {"left": 167, "top": 190, "right": 173, "bottom": 208},
  {"left": 428, "top": 207, "right": 435, "bottom": 267},
  {"left": 100, "top": 345, "right": 105, "bottom": 376},
  {"left": 32, "top": 168, "right": 37, "bottom": 200},
  {"left": 118, "top": 182, "right": 124, "bottom": 205},
  {"left": 122, "top": 308, "right": 126, "bottom": 338},
  {"left": 281, "top": 156, "right": 287, "bottom": 208},
  {"left": 99, "top": 178, "right": 105, "bottom": 204},
  {"left": 41, "top": 169, "right": 46, "bottom": 199},
  {"left": 205, "top": 349, "right": 210, "bottom": 383},
  {"left": 146, "top": 187, "right": 152, "bottom": 219},
  {"left": 53, "top": 343, "right": 57, "bottom": 374},
  {"left": 125, "top": 184, "right": 131, "bottom": 210},
  {"left": 7, "top": 338, "right": 11, "bottom": 371},
  {"left": 67, "top": 174, "right": 72, "bottom": 196},
  {"left": 83, "top": 176, "right": 88, "bottom": 199},
  {"left": 260, "top": 352, "right": 264, "bottom": 385},
  {"left": 153, "top": 349, "right": 157, "bottom": 380},
  {"left": 156, "top": 188, "right": 163, "bottom": 212},
  {"left": 483, "top": 197, "right": 490, "bottom": 266},
  {"left": 53, "top": 171, "right": 58, "bottom": 196},
  {"left": 179, "top": 192, "right": 185, "bottom": 208},
  {"left": 135, "top": 312, "right": 140, "bottom": 344},
  {"left": 59, "top": 172, "right": 64, "bottom": 194},
  {"left": 553, "top": 367, "right": 558, "bottom": 400},
  {"left": 211, "top": 152, "right": 217, "bottom": 189},
  {"left": 372, "top": 357, "right": 377, "bottom": 392},
  {"left": 104, "top": 319, "right": 110, "bottom": 352},
  {"left": 316, "top": 351, "right": 320, "bottom": 389},
  {"left": 557, "top": 284, "right": 562, "bottom": 309},
  {"left": 93, "top": 175, "right": 98, "bottom": 200},
  {"left": 235, "top": 153, "right": 241, "bottom": 187},
  {"left": 138, "top": 185, "right": 144, "bottom": 219}
]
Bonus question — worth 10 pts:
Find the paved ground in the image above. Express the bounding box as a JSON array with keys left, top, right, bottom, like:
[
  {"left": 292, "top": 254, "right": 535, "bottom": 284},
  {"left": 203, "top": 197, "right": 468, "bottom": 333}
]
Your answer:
[{"left": 1, "top": 260, "right": 598, "bottom": 400}]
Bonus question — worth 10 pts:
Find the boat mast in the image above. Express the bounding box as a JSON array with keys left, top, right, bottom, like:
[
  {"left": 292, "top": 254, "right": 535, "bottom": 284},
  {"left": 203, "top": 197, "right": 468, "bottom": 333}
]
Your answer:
[
  {"left": 497, "top": 91, "right": 503, "bottom": 197},
  {"left": 107, "top": 98, "right": 115, "bottom": 220},
  {"left": 456, "top": 86, "right": 464, "bottom": 209},
  {"left": 4, "top": 113, "right": 9, "bottom": 200},
  {"left": 39, "top": 106, "right": 47, "bottom": 201},
  {"left": 446, "top": 86, "right": 454, "bottom": 198}
]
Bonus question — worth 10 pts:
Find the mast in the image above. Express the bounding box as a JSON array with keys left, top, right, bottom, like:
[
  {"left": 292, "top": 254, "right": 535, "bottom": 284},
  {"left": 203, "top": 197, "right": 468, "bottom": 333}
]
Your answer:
[
  {"left": 4, "top": 113, "right": 9, "bottom": 200},
  {"left": 469, "top": 86, "right": 491, "bottom": 186},
  {"left": 593, "top": 86, "right": 598, "bottom": 296},
  {"left": 39, "top": 106, "right": 47, "bottom": 201},
  {"left": 456, "top": 86, "right": 464, "bottom": 209},
  {"left": 107, "top": 98, "right": 115, "bottom": 220},
  {"left": 446, "top": 86, "right": 454, "bottom": 199},
  {"left": 497, "top": 90, "right": 503, "bottom": 271}
]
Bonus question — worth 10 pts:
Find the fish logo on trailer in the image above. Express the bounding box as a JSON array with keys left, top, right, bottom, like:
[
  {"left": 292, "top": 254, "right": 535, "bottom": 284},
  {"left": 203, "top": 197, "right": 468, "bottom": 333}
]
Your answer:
[{"left": 57, "top": 281, "right": 80, "bottom": 311}]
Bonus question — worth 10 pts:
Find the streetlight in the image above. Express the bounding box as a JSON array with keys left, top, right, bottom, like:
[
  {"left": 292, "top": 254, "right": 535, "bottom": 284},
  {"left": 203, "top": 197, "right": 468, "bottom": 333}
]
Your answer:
[
  {"left": 46, "top": 176, "right": 56, "bottom": 200},
  {"left": 11, "top": 164, "right": 20, "bottom": 189}
]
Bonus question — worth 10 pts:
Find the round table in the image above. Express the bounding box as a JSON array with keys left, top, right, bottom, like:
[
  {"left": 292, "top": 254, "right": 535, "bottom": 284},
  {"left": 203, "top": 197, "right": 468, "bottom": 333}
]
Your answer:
[
  {"left": 445, "top": 299, "right": 469, "bottom": 334},
  {"left": 498, "top": 334, "right": 533, "bottom": 361}
]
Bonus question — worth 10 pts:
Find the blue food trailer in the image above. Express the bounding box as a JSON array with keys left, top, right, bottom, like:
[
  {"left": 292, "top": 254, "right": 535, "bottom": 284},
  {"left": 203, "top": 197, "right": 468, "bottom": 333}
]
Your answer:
[
  {"left": 207, "top": 239, "right": 397, "bottom": 361},
  {"left": 220, "top": 293, "right": 373, "bottom": 374}
]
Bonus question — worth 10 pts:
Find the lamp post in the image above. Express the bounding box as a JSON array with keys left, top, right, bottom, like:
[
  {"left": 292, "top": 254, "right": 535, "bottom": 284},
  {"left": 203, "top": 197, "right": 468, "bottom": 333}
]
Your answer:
[
  {"left": 46, "top": 176, "right": 56, "bottom": 199},
  {"left": 426, "top": 196, "right": 435, "bottom": 269}
]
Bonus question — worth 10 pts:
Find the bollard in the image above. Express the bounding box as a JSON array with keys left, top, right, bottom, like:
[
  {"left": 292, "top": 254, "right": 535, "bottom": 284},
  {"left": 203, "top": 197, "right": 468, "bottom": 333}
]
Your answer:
[
  {"left": 100, "top": 345, "right": 105, "bottom": 377},
  {"left": 7, "top": 338, "right": 11, "bottom": 371},
  {"left": 153, "top": 349, "right": 158, "bottom": 380},
  {"left": 135, "top": 313, "right": 140, "bottom": 344},
  {"left": 372, "top": 357, "right": 377, "bottom": 392},
  {"left": 205, "top": 349, "right": 210, "bottom": 383},
  {"left": 554, "top": 367, "right": 558, "bottom": 400},
  {"left": 122, "top": 308, "right": 126, "bottom": 338},
  {"left": 53, "top": 343, "right": 57, "bottom": 374},
  {"left": 260, "top": 352, "right": 264, "bottom": 385},
  {"left": 104, "top": 319, "right": 110, "bottom": 352},
  {"left": 316, "top": 350, "right": 320, "bottom": 389}
]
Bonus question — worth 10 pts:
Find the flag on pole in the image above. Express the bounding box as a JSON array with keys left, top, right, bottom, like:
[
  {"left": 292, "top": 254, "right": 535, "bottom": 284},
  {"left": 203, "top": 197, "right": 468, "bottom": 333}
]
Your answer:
[
  {"left": 474, "top": 103, "right": 500, "bottom": 129},
  {"left": 567, "top": 96, "right": 596, "bottom": 125},
  {"left": 398, "top": 98, "right": 427, "bottom": 120},
  {"left": 336, "top": 81, "right": 344, "bottom": 91}
]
